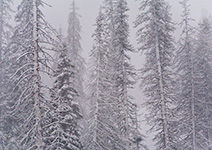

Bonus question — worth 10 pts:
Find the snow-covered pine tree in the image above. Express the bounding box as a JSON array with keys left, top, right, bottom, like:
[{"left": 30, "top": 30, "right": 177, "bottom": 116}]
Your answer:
[
  {"left": 112, "top": 0, "right": 141, "bottom": 149},
  {"left": 83, "top": 8, "right": 124, "bottom": 150},
  {"left": 193, "top": 17, "right": 212, "bottom": 149},
  {"left": 135, "top": 0, "right": 176, "bottom": 149},
  {"left": 86, "top": 1, "right": 146, "bottom": 149},
  {"left": 43, "top": 42, "right": 82, "bottom": 150},
  {"left": 67, "top": 0, "right": 85, "bottom": 116},
  {"left": 173, "top": 0, "right": 197, "bottom": 149},
  {"left": 83, "top": 8, "right": 106, "bottom": 149},
  {"left": 4, "top": 0, "right": 57, "bottom": 149}
]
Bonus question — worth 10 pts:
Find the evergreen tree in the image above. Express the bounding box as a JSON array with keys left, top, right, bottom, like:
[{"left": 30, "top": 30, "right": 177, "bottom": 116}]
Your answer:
[
  {"left": 4, "top": 0, "right": 56, "bottom": 149},
  {"left": 84, "top": 0, "right": 146, "bottom": 149},
  {"left": 173, "top": 0, "right": 197, "bottom": 149},
  {"left": 193, "top": 17, "right": 212, "bottom": 149},
  {"left": 84, "top": 1, "right": 146, "bottom": 149},
  {"left": 173, "top": 1, "right": 212, "bottom": 149},
  {"left": 112, "top": 0, "right": 141, "bottom": 149},
  {"left": 67, "top": 0, "right": 85, "bottom": 115},
  {"left": 84, "top": 8, "right": 124, "bottom": 150},
  {"left": 135, "top": 0, "right": 176, "bottom": 149},
  {"left": 43, "top": 43, "right": 82, "bottom": 150}
]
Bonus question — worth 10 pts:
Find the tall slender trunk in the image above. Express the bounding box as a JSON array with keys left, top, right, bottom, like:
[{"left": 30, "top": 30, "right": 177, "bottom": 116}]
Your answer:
[
  {"left": 191, "top": 50, "right": 196, "bottom": 150},
  {"left": 124, "top": 92, "right": 129, "bottom": 150},
  {"left": 155, "top": 34, "right": 169, "bottom": 148},
  {"left": 94, "top": 50, "right": 100, "bottom": 147},
  {"left": 121, "top": 51, "right": 129, "bottom": 150},
  {"left": 33, "top": 0, "right": 42, "bottom": 149}
]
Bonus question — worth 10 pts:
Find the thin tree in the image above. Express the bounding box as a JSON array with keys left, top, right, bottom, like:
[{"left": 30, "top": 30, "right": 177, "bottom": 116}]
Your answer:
[
  {"left": 135, "top": 0, "right": 176, "bottom": 149},
  {"left": 67, "top": 0, "right": 85, "bottom": 115},
  {"left": 194, "top": 17, "right": 212, "bottom": 149},
  {"left": 83, "top": 8, "right": 124, "bottom": 149},
  {"left": 173, "top": 0, "right": 197, "bottom": 149},
  {"left": 112, "top": 0, "right": 139, "bottom": 149}
]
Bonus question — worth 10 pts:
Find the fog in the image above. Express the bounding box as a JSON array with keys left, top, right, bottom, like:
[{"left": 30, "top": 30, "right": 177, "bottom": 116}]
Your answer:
[
  {"left": 9, "top": 0, "right": 212, "bottom": 149},
  {"left": 42, "top": 0, "right": 212, "bottom": 149}
]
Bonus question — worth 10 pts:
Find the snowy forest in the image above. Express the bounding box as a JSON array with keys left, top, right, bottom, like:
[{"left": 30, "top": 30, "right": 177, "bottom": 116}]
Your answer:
[{"left": 0, "top": 0, "right": 212, "bottom": 149}]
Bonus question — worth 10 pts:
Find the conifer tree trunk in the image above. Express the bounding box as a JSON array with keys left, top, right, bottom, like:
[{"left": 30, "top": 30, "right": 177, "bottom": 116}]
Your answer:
[
  {"left": 94, "top": 47, "right": 101, "bottom": 146},
  {"left": 191, "top": 59, "right": 196, "bottom": 150},
  {"left": 190, "top": 36, "right": 196, "bottom": 149},
  {"left": 121, "top": 51, "right": 130, "bottom": 150},
  {"left": 155, "top": 34, "right": 169, "bottom": 148},
  {"left": 135, "top": 0, "right": 176, "bottom": 149},
  {"left": 33, "top": 0, "right": 42, "bottom": 149}
]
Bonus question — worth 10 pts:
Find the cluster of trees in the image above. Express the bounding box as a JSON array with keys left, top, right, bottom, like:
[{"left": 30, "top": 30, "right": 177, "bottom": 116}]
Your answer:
[
  {"left": 135, "top": 0, "right": 212, "bottom": 149},
  {"left": 0, "top": 0, "right": 144, "bottom": 149},
  {"left": 83, "top": 0, "right": 146, "bottom": 149},
  {"left": 0, "top": 0, "right": 212, "bottom": 150},
  {"left": 0, "top": 0, "right": 83, "bottom": 149}
]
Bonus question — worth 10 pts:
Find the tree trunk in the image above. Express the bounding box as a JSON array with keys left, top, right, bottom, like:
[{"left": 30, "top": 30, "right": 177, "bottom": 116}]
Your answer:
[
  {"left": 191, "top": 52, "right": 196, "bottom": 150},
  {"left": 94, "top": 50, "right": 100, "bottom": 146},
  {"left": 122, "top": 54, "right": 129, "bottom": 150},
  {"left": 33, "top": 0, "right": 42, "bottom": 149},
  {"left": 155, "top": 34, "right": 169, "bottom": 148}
]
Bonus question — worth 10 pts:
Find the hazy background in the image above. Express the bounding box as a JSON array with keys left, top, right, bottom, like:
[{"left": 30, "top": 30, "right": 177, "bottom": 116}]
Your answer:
[{"left": 11, "top": 0, "right": 212, "bottom": 149}]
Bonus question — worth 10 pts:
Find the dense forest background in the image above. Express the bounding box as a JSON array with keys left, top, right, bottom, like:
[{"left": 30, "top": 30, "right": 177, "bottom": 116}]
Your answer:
[{"left": 0, "top": 0, "right": 212, "bottom": 150}]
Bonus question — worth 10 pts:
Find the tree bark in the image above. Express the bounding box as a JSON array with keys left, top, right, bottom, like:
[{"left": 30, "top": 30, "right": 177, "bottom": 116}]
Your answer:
[
  {"left": 33, "top": 0, "right": 42, "bottom": 149},
  {"left": 155, "top": 34, "right": 169, "bottom": 148}
]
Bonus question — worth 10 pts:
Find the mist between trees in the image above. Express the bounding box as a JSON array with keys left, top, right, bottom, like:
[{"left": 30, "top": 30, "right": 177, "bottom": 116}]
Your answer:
[{"left": 0, "top": 0, "right": 212, "bottom": 150}]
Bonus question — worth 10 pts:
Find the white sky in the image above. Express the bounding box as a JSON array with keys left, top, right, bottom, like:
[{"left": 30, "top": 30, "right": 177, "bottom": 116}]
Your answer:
[{"left": 12, "top": 0, "right": 212, "bottom": 149}]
